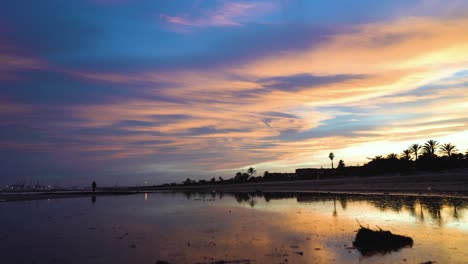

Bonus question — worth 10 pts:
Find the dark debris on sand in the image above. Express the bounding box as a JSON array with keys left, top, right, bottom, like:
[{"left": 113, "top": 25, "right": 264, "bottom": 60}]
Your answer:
[{"left": 353, "top": 222, "right": 413, "bottom": 256}]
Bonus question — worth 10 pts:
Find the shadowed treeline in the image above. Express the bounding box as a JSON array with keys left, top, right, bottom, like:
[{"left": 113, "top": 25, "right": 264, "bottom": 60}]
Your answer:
[{"left": 158, "top": 140, "right": 468, "bottom": 187}]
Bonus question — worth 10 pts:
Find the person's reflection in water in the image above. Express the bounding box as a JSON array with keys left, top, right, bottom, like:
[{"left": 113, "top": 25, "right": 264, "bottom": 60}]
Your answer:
[{"left": 91, "top": 195, "right": 96, "bottom": 205}]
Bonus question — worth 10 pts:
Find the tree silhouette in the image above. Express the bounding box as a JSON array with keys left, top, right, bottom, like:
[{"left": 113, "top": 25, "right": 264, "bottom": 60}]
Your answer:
[
  {"left": 235, "top": 171, "right": 242, "bottom": 180},
  {"left": 183, "top": 178, "right": 193, "bottom": 185},
  {"left": 167, "top": 138, "right": 468, "bottom": 187},
  {"left": 247, "top": 167, "right": 256, "bottom": 177},
  {"left": 440, "top": 143, "right": 457, "bottom": 157},
  {"left": 423, "top": 139, "right": 439, "bottom": 158},
  {"left": 337, "top": 159, "right": 345, "bottom": 169},
  {"left": 329, "top": 152, "right": 335, "bottom": 169},
  {"left": 410, "top": 144, "right": 422, "bottom": 161},
  {"left": 401, "top": 149, "right": 412, "bottom": 161}
]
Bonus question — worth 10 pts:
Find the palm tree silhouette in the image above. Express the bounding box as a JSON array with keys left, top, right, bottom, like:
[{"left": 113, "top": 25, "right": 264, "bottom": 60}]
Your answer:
[
  {"left": 387, "top": 153, "right": 398, "bottom": 159},
  {"left": 329, "top": 152, "right": 335, "bottom": 169},
  {"left": 410, "top": 144, "right": 421, "bottom": 161},
  {"left": 440, "top": 143, "right": 457, "bottom": 157},
  {"left": 401, "top": 149, "right": 412, "bottom": 161},
  {"left": 423, "top": 139, "right": 439, "bottom": 157},
  {"left": 247, "top": 167, "right": 256, "bottom": 177}
]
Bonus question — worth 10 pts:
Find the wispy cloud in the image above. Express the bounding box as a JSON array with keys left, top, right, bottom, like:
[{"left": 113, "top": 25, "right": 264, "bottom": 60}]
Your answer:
[
  {"left": 68, "top": 15, "right": 468, "bottom": 171},
  {"left": 0, "top": 33, "right": 48, "bottom": 79},
  {"left": 159, "top": 1, "right": 275, "bottom": 28},
  {"left": 3, "top": 1, "right": 468, "bottom": 185}
]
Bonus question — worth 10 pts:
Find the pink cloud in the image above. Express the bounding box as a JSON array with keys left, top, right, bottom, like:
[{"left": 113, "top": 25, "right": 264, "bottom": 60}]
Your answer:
[
  {"left": 0, "top": 29, "right": 48, "bottom": 78},
  {"left": 159, "top": 1, "right": 275, "bottom": 28}
]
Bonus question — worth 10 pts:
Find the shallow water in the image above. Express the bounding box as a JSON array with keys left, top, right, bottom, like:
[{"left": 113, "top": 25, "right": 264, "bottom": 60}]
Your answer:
[{"left": 1, "top": 192, "right": 467, "bottom": 264}]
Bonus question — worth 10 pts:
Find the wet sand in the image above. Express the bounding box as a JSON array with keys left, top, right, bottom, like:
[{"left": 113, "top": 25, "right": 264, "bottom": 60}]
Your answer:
[
  {"left": 1, "top": 191, "right": 467, "bottom": 264},
  {"left": 0, "top": 191, "right": 137, "bottom": 202}
]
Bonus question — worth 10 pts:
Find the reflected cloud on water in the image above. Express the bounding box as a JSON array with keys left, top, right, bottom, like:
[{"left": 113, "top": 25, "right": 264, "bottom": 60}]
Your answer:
[{"left": 1, "top": 191, "right": 467, "bottom": 264}]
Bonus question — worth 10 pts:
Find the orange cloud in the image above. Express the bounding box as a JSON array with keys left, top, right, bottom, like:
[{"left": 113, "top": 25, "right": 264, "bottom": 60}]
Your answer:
[{"left": 62, "top": 15, "right": 468, "bottom": 171}]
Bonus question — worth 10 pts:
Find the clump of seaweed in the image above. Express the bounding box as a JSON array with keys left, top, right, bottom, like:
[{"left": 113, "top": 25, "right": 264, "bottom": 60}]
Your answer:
[{"left": 353, "top": 220, "right": 413, "bottom": 256}]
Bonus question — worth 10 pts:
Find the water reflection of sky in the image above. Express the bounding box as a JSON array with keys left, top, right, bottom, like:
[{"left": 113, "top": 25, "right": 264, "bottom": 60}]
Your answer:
[{"left": 0, "top": 192, "right": 467, "bottom": 264}]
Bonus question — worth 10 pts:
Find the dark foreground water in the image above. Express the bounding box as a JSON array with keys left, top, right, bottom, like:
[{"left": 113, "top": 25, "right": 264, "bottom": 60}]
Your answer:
[{"left": 1, "top": 192, "right": 467, "bottom": 264}]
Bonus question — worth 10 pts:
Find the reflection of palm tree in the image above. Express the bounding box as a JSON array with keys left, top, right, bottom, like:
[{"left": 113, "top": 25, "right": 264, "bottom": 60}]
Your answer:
[
  {"left": 339, "top": 197, "right": 348, "bottom": 210},
  {"left": 333, "top": 197, "right": 337, "bottom": 217},
  {"left": 452, "top": 200, "right": 463, "bottom": 220},
  {"left": 423, "top": 139, "right": 439, "bottom": 157},
  {"left": 410, "top": 144, "right": 422, "bottom": 161},
  {"left": 249, "top": 198, "right": 256, "bottom": 207},
  {"left": 440, "top": 143, "right": 457, "bottom": 157},
  {"left": 419, "top": 202, "right": 425, "bottom": 222},
  {"left": 329, "top": 152, "right": 335, "bottom": 169},
  {"left": 453, "top": 204, "right": 459, "bottom": 220}
]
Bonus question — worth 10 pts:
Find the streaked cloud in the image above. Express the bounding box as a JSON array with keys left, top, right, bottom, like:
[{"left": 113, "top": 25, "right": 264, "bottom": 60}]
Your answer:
[
  {"left": 69, "top": 15, "right": 468, "bottom": 171},
  {"left": 159, "top": 1, "right": 276, "bottom": 28},
  {"left": 1, "top": 1, "right": 468, "bottom": 185}
]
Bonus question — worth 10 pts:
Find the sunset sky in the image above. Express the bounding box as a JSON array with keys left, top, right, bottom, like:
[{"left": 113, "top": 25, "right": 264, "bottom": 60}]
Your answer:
[{"left": 1, "top": 0, "right": 468, "bottom": 186}]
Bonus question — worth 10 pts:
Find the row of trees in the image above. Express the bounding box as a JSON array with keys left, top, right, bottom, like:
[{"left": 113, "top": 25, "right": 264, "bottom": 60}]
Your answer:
[
  {"left": 340, "top": 140, "right": 468, "bottom": 176},
  {"left": 329, "top": 152, "right": 345, "bottom": 169},
  {"left": 182, "top": 167, "right": 258, "bottom": 185},
  {"left": 407, "top": 140, "right": 461, "bottom": 160},
  {"left": 174, "top": 139, "right": 467, "bottom": 186}
]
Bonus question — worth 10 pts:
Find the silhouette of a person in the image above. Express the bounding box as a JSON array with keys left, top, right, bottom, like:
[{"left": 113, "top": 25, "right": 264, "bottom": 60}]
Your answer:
[{"left": 92, "top": 181, "right": 97, "bottom": 193}]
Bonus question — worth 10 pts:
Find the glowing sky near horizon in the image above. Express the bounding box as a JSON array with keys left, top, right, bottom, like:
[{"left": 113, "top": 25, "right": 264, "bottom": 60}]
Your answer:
[{"left": 1, "top": 0, "right": 468, "bottom": 186}]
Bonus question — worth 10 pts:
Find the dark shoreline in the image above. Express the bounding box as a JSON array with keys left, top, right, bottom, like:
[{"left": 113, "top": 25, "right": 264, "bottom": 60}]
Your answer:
[
  {"left": 2, "top": 170, "right": 467, "bottom": 202},
  {"left": 147, "top": 170, "right": 468, "bottom": 196}
]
